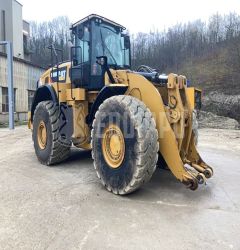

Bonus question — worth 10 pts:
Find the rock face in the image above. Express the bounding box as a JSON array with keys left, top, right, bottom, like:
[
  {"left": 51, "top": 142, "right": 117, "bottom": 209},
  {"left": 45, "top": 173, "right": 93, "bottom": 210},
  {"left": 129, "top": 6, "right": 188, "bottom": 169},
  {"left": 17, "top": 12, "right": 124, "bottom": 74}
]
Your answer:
[
  {"left": 198, "top": 111, "right": 239, "bottom": 130},
  {"left": 202, "top": 91, "right": 240, "bottom": 123}
]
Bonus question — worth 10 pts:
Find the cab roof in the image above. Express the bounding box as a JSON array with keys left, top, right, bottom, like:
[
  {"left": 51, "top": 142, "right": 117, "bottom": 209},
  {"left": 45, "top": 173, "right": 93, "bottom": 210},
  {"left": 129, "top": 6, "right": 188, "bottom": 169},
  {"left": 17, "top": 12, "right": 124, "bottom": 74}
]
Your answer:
[{"left": 72, "top": 14, "right": 126, "bottom": 30}]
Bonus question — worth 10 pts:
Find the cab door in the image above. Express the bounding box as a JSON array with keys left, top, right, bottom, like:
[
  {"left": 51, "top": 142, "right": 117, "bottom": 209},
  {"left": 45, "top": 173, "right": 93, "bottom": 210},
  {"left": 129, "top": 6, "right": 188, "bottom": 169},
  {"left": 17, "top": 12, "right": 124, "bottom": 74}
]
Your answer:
[{"left": 71, "top": 25, "right": 91, "bottom": 88}]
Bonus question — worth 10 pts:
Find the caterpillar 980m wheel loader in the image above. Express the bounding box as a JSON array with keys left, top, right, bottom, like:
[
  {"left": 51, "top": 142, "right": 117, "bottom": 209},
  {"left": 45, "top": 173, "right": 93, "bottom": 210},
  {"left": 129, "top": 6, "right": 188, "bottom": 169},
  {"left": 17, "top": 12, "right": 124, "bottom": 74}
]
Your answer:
[{"left": 28, "top": 14, "right": 213, "bottom": 195}]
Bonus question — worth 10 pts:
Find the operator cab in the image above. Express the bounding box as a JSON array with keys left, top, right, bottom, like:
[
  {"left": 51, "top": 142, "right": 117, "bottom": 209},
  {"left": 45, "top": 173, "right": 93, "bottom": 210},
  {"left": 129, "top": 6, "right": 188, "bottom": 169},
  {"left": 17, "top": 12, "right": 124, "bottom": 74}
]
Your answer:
[{"left": 71, "top": 14, "right": 131, "bottom": 90}]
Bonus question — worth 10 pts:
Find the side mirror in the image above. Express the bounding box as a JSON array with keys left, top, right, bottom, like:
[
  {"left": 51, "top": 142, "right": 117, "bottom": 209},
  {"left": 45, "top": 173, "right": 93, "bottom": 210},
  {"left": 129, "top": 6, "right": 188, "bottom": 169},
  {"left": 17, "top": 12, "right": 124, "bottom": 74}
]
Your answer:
[
  {"left": 96, "top": 56, "right": 108, "bottom": 67},
  {"left": 78, "top": 27, "right": 84, "bottom": 40},
  {"left": 124, "top": 36, "right": 130, "bottom": 50},
  {"left": 77, "top": 26, "right": 90, "bottom": 41}
]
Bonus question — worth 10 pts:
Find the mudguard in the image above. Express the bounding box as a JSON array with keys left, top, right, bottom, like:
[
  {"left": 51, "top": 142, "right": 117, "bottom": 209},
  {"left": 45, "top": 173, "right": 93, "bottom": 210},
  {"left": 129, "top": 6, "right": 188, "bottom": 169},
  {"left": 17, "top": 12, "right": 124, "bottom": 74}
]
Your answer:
[
  {"left": 30, "top": 85, "right": 58, "bottom": 122},
  {"left": 86, "top": 85, "right": 128, "bottom": 126}
]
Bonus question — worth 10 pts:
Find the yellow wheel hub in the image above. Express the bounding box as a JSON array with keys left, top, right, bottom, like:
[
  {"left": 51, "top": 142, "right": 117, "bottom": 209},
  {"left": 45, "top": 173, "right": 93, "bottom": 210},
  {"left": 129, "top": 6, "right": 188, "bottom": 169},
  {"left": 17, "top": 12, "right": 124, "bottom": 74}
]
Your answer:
[
  {"left": 102, "top": 124, "right": 125, "bottom": 169},
  {"left": 37, "top": 121, "right": 47, "bottom": 150}
]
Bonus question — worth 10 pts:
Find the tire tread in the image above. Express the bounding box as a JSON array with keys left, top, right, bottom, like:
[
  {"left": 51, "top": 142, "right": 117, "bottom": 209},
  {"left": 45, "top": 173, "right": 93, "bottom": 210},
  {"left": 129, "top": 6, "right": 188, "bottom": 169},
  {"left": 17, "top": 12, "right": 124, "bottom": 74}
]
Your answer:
[
  {"left": 33, "top": 101, "right": 71, "bottom": 166},
  {"left": 92, "top": 95, "right": 159, "bottom": 195}
]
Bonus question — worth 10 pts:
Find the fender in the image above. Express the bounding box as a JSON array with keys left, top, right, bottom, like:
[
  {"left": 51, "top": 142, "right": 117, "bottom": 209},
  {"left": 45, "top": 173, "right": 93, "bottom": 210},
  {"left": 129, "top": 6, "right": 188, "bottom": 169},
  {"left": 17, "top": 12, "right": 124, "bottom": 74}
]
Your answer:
[
  {"left": 30, "top": 85, "right": 58, "bottom": 122},
  {"left": 86, "top": 85, "right": 128, "bottom": 126},
  {"left": 30, "top": 85, "right": 73, "bottom": 142}
]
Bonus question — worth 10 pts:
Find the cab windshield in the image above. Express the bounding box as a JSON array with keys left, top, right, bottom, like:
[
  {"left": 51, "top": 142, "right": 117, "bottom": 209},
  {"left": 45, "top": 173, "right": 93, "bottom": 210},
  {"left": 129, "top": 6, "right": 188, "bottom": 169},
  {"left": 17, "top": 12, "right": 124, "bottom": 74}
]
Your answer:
[{"left": 94, "top": 23, "right": 130, "bottom": 68}]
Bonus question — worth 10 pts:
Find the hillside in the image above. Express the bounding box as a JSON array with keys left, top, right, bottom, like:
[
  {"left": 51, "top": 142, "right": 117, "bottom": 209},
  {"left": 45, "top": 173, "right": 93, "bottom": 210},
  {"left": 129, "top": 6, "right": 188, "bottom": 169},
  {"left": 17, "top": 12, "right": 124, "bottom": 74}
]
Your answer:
[
  {"left": 177, "top": 46, "right": 240, "bottom": 123},
  {"left": 179, "top": 47, "right": 240, "bottom": 94}
]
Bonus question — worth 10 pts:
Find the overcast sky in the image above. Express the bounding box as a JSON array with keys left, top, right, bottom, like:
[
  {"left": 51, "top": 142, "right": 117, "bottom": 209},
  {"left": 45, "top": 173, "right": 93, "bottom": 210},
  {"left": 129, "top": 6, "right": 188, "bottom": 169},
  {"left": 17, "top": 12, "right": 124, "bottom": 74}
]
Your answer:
[{"left": 20, "top": 0, "right": 240, "bottom": 33}]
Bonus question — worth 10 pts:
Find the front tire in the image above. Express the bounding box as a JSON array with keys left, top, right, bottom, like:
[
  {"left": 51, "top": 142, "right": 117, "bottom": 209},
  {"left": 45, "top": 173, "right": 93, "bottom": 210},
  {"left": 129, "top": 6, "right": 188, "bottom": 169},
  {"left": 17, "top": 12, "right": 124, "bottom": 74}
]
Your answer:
[
  {"left": 91, "top": 95, "right": 159, "bottom": 195},
  {"left": 32, "top": 101, "right": 71, "bottom": 165}
]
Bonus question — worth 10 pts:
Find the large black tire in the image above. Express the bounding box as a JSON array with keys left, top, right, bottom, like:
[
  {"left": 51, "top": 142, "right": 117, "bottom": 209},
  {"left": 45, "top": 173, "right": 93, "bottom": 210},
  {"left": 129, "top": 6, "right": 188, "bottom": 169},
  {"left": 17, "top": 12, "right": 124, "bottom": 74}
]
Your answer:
[
  {"left": 91, "top": 95, "right": 159, "bottom": 195},
  {"left": 32, "top": 101, "right": 71, "bottom": 165}
]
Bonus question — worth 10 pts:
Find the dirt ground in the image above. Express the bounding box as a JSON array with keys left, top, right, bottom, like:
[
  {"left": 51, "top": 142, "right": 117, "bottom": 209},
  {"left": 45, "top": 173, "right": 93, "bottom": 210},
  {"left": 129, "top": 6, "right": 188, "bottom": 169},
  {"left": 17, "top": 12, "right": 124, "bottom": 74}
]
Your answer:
[{"left": 0, "top": 126, "right": 240, "bottom": 250}]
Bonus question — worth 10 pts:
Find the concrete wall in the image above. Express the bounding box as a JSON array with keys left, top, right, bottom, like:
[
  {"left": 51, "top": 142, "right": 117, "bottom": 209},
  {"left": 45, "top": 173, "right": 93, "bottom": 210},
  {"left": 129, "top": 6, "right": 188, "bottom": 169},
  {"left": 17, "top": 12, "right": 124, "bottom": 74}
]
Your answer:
[
  {"left": 0, "top": 53, "right": 45, "bottom": 123},
  {"left": 0, "top": 112, "right": 27, "bottom": 123}
]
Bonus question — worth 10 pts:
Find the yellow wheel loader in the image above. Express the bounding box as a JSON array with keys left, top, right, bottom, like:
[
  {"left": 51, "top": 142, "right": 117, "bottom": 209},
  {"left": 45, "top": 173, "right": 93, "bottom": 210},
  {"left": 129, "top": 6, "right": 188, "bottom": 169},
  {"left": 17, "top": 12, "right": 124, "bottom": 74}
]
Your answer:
[{"left": 28, "top": 14, "right": 213, "bottom": 195}]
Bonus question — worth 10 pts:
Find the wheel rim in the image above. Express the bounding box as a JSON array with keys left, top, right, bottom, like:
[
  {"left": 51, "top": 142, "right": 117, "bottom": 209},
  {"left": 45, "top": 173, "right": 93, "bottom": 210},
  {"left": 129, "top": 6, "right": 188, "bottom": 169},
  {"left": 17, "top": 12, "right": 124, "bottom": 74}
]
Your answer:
[
  {"left": 102, "top": 124, "right": 125, "bottom": 169},
  {"left": 37, "top": 121, "right": 47, "bottom": 149}
]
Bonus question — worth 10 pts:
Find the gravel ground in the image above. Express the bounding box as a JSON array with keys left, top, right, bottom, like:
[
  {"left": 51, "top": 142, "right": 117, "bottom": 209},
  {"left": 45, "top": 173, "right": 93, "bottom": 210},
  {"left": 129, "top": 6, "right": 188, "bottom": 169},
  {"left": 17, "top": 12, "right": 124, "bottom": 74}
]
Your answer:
[{"left": 0, "top": 126, "right": 240, "bottom": 250}]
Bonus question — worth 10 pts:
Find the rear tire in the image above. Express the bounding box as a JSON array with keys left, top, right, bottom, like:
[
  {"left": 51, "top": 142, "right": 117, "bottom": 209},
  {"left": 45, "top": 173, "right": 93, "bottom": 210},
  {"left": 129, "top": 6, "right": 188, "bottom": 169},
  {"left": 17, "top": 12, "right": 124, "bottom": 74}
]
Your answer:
[
  {"left": 32, "top": 101, "right": 71, "bottom": 165},
  {"left": 91, "top": 95, "right": 159, "bottom": 195}
]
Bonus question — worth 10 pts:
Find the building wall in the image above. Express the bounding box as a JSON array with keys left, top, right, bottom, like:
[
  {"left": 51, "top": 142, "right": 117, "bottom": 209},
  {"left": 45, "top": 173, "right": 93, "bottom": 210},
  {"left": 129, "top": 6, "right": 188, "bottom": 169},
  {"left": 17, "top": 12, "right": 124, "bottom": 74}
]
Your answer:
[
  {"left": 0, "top": 0, "right": 13, "bottom": 51},
  {"left": 12, "top": 0, "right": 24, "bottom": 58},
  {"left": 0, "top": 0, "right": 26, "bottom": 60},
  {"left": 0, "top": 86, "right": 2, "bottom": 113},
  {"left": 0, "top": 53, "right": 44, "bottom": 122}
]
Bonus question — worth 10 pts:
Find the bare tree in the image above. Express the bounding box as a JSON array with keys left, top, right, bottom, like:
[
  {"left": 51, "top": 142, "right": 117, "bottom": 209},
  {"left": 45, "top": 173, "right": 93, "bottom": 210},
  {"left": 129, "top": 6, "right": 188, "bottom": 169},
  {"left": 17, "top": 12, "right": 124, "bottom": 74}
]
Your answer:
[{"left": 29, "top": 16, "right": 71, "bottom": 67}]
